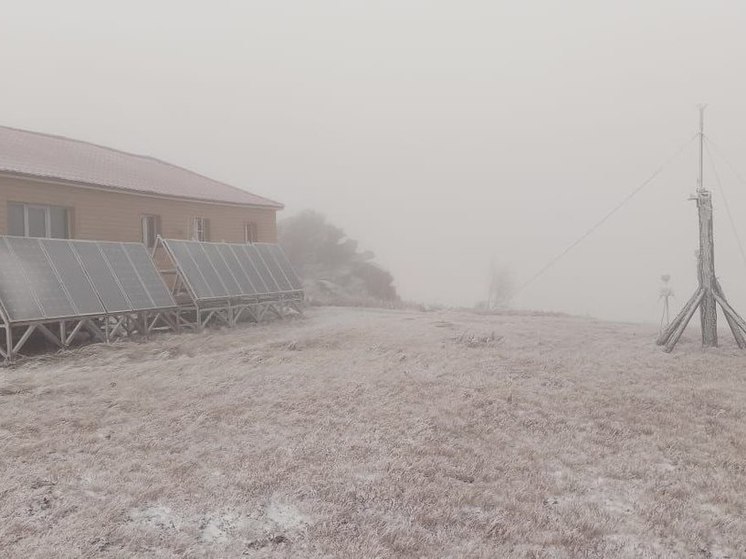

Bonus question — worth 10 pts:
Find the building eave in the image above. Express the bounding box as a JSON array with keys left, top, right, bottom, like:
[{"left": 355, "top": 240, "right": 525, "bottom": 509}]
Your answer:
[{"left": 0, "top": 171, "right": 285, "bottom": 211}]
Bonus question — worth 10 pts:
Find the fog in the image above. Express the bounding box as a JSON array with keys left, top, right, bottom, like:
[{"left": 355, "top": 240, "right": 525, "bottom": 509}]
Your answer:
[{"left": 2, "top": 1, "right": 746, "bottom": 322}]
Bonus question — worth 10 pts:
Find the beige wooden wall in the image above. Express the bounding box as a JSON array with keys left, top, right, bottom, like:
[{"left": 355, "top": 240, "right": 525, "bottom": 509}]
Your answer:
[{"left": 0, "top": 175, "right": 278, "bottom": 243}]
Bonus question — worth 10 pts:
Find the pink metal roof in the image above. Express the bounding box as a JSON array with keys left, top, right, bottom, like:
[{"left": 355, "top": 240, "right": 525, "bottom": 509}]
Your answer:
[{"left": 0, "top": 125, "right": 283, "bottom": 209}]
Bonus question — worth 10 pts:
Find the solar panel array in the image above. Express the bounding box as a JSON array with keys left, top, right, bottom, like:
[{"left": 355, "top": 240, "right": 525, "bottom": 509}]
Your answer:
[
  {"left": 0, "top": 237, "right": 176, "bottom": 325},
  {"left": 161, "top": 239, "right": 303, "bottom": 302}
]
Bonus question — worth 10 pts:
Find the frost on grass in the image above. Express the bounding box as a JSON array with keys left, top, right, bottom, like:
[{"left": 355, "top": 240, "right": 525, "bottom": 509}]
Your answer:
[
  {"left": 125, "top": 496, "right": 312, "bottom": 551},
  {"left": 2, "top": 306, "right": 746, "bottom": 558}
]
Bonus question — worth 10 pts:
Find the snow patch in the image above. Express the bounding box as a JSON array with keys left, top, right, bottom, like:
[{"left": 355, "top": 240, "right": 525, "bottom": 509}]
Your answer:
[
  {"left": 265, "top": 500, "right": 310, "bottom": 531},
  {"left": 130, "top": 505, "right": 181, "bottom": 531}
]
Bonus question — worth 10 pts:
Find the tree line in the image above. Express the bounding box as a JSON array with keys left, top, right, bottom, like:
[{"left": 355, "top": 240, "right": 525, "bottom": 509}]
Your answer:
[{"left": 279, "top": 210, "right": 399, "bottom": 306}]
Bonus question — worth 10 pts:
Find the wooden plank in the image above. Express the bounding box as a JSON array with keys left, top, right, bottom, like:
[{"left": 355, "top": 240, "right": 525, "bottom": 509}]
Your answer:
[
  {"left": 657, "top": 288, "right": 703, "bottom": 346},
  {"left": 713, "top": 291, "right": 746, "bottom": 336},
  {"left": 664, "top": 290, "right": 705, "bottom": 353},
  {"left": 714, "top": 281, "right": 746, "bottom": 348}
]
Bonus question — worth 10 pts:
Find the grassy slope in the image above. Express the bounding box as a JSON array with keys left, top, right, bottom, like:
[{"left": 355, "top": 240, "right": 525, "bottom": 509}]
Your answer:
[{"left": 1, "top": 307, "right": 745, "bottom": 558}]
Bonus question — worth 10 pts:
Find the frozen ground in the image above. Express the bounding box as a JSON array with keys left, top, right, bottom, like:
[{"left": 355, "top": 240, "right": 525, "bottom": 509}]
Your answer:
[{"left": 1, "top": 306, "right": 745, "bottom": 558}]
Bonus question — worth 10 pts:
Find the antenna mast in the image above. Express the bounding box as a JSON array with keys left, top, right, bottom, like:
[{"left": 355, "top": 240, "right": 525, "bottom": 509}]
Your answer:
[
  {"left": 698, "top": 104, "right": 706, "bottom": 191},
  {"left": 657, "top": 107, "right": 746, "bottom": 351}
]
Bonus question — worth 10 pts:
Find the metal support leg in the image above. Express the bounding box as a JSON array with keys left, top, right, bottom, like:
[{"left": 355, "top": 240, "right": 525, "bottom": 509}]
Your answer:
[
  {"left": 0, "top": 325, "right": 9, "bottom": 363},
  {"left": 65, "top": 320, "right": 87, "bottom": 346},
  {"left": 84, "top": 320, "right": 107, "bottom": 343},
  {"left": 13, "top": 325, "right": 37, "bottom": 356},
  {"left": 3, "top": 318, "right": 10, "bottom": 356},
  {"left": 37, "top": 323, "right": 63, "bottom": 348}
]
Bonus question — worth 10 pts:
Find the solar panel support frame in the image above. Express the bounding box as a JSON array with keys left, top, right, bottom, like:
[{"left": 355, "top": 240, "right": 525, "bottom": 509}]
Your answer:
[{"left": 0, "top": 300, "right": 181, "bottom": 366}]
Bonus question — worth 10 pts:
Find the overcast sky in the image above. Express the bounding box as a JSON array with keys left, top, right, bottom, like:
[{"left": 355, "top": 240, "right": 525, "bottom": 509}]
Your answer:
[{"left": 2, "top": 1, "right": 746, "bottom": 321}]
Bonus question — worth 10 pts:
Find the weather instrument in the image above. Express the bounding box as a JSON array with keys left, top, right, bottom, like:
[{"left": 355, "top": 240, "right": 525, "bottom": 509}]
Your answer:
[{"left": 658, "top": 274, "right": 673, "bottom": 334}]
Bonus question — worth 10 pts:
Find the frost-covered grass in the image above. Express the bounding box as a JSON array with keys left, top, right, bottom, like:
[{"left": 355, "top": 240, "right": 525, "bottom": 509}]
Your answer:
[{"left": 1, "top": 307, "right": 745, "bottom": 558}]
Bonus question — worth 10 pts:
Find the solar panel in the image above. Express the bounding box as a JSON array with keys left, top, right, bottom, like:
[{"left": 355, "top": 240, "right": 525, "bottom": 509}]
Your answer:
[
  {"left": 185, "top": 242, "right": 229, "bottom": 298},
  {"left": 71, "top": 242, "right": 131, "bottom": 313},
  {"left": 203, "top": 244, "right": 243, "bottom": 297},
  {"left": 159, "top": 239, "right": 304, "bottom": 303},
  {"left": 244, "top": 244, "right": 280, "bottom": 293},
  {"left": 166, "top": 240, "right": 214, "bottom": 299},
  {"left": 0, "top": 238, "right": 43, "bottom": 321},
  {"left": 255, "top": 244, "right": 293, "bottom": 292},
  {"left": 98, "top": 243, "right": 155, "bottom": 310},
  {"left": 7, "top": 237, "right": 76, "bottom": 319},
  {"left": 41, "top": 239, "right": 105, "bottom": 316},
  {"left": 0, "top": 236, "right": 175, "bottom": 328},
  {"left": 230, "top": 244, "right": 269, "bottom": 295},
  {"left": 269, "top": 245, "right": 304, "bottom": 291},
  {"left": 122, "top": 244, "right": 176, "bottom": 309},
  {"left": 216, "top": 244, "right": 257, "bottom": 295}
]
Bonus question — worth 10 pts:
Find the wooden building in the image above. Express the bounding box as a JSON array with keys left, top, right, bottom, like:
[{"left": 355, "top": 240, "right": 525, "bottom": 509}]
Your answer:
[{"left": 0, "top": 125, "right": 283, "bottom": 247}]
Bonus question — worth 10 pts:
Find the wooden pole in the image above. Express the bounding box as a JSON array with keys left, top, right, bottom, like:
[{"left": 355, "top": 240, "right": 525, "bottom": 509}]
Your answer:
[{"left": 697, "top": 190, "right": 718, "bottom": 347}]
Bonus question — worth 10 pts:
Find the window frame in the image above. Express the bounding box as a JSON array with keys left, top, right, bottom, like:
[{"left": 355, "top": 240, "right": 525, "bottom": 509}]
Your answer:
[
  {"left": 25, "top": 204, "right": 51, "bottom": 237},
  {"left": 8, "top": 202, "right": 71, "bottom": 238}
]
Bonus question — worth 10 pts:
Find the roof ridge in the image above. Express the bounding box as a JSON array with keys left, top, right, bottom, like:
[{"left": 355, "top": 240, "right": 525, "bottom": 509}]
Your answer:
[{"left": 0, "top": 124, "right": 284, "bottom": 209}]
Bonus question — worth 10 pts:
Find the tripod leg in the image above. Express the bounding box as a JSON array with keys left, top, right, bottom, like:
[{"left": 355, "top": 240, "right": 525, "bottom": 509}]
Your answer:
[
  {"left": 664, "top": 289, "right": 705, "bottom": 353},
  {"left": 713, "top": 287, "right": 746, "bottom": 348},
  {"left": 722, "top": 310, "right": 746, "bottom": 349},
  {"left": 657, "top": 289, "right": 703, "bottom": 346}
]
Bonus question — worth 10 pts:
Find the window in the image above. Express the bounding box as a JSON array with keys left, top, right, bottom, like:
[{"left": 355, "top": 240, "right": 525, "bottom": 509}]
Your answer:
[
  {"left": 141, "top": 215, "right": 161, "bottom": 248},
  {"left": 8, "top": 203, "right": 25, "bottom": 236},
  {"left": 192, "top": 217, "right": 209, "bottom": 241},
  {"left": 244, "top": 222, "right": 258, "bottom": 243},
  {"left": 8, "top": 203, "right": 70, "bottom": 238}
]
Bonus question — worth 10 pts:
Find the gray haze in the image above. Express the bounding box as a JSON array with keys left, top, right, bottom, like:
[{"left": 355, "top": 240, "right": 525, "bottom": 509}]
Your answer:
[{"left": 3, "top": 1, "right": 746, "bottom": 322}]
